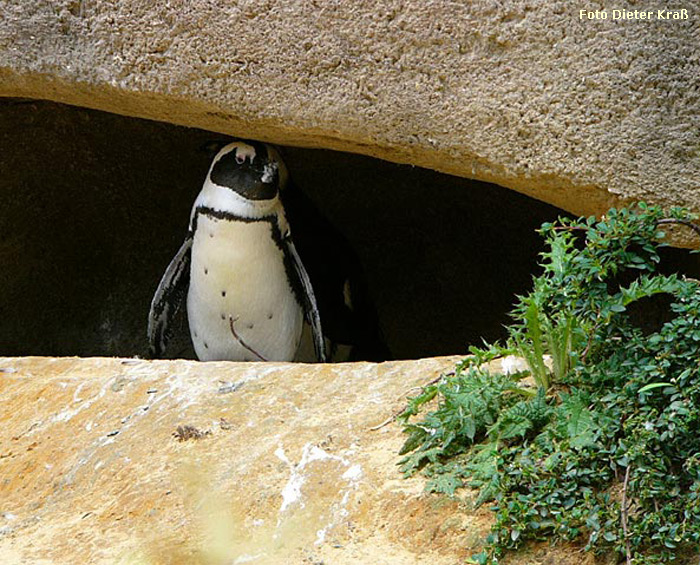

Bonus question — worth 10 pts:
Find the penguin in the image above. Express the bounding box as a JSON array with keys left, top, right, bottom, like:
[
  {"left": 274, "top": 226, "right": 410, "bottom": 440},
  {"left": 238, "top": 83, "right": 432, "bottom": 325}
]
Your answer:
[{"left": 148, "top": 140, "right": 326, "bottom": 363}]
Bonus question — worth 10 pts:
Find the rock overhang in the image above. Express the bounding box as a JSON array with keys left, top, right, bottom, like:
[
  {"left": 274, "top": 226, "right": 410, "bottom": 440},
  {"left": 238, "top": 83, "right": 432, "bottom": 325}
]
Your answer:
[{"left": 1, "top": 1, "right": 699, "bottom": 247}]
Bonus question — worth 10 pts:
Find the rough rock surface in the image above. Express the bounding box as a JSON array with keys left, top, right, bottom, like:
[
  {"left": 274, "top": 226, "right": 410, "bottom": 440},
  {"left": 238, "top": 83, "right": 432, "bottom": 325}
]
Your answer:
[
  {"left": 0, "top": 355, "right": 595, "bottom": 565},
  {"left": 1, "top": 1, "right": 699, "bottom": 241}
]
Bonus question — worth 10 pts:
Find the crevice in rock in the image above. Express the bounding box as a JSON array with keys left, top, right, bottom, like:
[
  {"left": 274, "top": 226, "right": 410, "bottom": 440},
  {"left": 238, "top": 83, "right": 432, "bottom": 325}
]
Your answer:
[{"left": 2, "top": 99, "right": 696, "bottom": 360}]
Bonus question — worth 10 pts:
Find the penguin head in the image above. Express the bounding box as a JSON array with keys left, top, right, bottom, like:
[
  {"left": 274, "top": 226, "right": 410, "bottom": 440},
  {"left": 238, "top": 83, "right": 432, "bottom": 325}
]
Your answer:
[
  {"left": 208, "top": 141, "right": 288, "bottom": 199},
  {"left": 197, "top": 140, "right": 289, "bottom": 218}
]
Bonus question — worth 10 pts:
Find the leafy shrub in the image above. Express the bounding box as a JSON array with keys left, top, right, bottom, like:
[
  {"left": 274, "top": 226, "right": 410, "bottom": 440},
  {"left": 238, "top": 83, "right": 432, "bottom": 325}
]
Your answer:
[{"left": 399, "top": 204, "right": 700, "bottom": 564}]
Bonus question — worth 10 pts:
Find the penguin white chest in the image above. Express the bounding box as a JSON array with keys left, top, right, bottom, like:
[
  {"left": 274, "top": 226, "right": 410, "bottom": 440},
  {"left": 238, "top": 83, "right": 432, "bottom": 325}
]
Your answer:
[{"left": 187, "top": 213, "right": 304, "bottom": 361}]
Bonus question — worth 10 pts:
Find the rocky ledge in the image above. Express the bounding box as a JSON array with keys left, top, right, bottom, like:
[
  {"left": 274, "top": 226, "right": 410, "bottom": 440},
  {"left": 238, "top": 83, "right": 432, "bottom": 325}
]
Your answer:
[{"left": 0, "top": 355, "right": 602, "bottom": 564}]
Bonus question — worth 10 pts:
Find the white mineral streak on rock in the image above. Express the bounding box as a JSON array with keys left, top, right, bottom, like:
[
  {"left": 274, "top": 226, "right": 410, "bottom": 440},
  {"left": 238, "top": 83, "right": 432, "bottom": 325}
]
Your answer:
[
  {"left": 52, "top": 381, "right": 108, "bottom": 423},
  {"left": 275, "top": 443, "right": 365, "bottom": 546},
  {"left": 276, "top": 443, "right": 344, "bottom": 513}
]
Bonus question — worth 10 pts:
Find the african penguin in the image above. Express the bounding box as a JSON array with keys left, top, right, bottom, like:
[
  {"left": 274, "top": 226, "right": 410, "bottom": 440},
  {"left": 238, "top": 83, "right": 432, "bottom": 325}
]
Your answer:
[{"left": 148, "top": 140, "right": 326, "bottom": 362}]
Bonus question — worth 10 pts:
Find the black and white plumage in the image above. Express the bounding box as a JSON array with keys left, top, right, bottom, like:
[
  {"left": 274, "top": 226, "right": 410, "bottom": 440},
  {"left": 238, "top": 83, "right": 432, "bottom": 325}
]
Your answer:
[{"left": 148, "top": 140, "right": 326, "bottom": 362}]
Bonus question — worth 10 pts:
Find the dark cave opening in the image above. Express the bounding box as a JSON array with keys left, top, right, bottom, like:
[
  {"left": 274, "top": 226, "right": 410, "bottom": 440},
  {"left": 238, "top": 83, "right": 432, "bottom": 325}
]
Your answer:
[{"left": 2, "top": 99, "right": 696, "bottom": 361}]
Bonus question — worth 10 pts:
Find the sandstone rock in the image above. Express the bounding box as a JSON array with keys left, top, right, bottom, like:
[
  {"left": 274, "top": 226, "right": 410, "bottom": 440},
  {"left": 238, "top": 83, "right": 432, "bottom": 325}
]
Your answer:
[
  {"left": 1, "top": 2, "right": 699, "bottom": 243},
  {"left": 0, "top": 356, "right": 601, "bottom": 564},
  {"left": 0, "top": 355, "right": 473, "bottom": 564}
]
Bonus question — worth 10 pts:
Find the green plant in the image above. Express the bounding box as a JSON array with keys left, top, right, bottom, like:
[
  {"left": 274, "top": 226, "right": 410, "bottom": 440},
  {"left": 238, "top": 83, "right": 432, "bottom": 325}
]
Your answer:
[{"left": 399, "top": 204, "right": 700, "bottom": 564}]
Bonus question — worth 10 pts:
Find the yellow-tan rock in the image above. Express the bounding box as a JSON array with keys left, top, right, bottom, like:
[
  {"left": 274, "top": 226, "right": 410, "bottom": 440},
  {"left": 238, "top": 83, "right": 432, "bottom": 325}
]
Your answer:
[
  {"left": 0, "top": 356, "right": 471, "bottom": 564},
  {"left": 0, "top": 356, "right": 605, "bottom": 564},
  {"left": 1, "top": 1, "right": 699, "bottom": 238}
]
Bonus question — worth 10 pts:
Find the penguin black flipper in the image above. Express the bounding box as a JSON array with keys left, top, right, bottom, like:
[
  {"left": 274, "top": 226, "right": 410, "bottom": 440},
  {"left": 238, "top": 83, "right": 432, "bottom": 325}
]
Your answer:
[
  {"left": 281, "top": 181, "right": 390, "bottom": 362},
  {"left": 283, "top": 234, "right": 327, "bottom": 362},
  {"left": 147, "top": 234, "right": 193, "bottom": 358}
]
